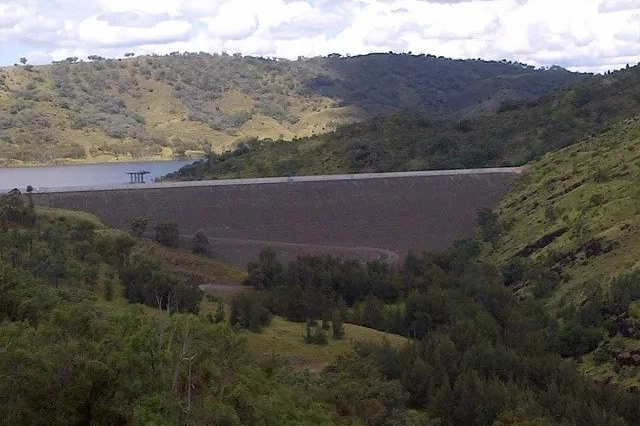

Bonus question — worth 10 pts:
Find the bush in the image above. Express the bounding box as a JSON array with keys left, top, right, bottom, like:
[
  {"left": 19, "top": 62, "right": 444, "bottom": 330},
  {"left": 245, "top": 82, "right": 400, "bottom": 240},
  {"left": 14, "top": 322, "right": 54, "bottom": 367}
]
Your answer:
[
  {"left": 304, "top": 323, "right": 328, "bottom": 345},
  {"left": 154, "top": 221, "right": 180, "bottom": 247},
  {"left": 191, "top": 231, "right": 210, "bottom": 256},
  {"left": 121, "top": 255, "right": 202, "bottom": 313},
  {"left": 229, "top": 292, "right": 272, "bottom": 332},
  {"left": 130, "top": 217, "right": 148, "bottom": 237}
]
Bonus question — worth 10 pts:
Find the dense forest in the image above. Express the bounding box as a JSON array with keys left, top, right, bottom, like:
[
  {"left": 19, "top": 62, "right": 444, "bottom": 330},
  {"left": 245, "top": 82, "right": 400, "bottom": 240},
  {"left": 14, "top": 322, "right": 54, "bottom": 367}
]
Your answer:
[
  {"left": 0, "top": 52, "right": 584, "bottom": 164},
  {"left": 166, "top": 64, "right": 640, "bottom": 180}
]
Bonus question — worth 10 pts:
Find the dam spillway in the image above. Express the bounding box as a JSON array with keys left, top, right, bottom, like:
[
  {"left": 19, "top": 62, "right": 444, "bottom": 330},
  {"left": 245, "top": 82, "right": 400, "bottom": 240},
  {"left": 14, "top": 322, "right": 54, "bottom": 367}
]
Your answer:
[{"left": 33, "top": 168, "right": 520, "bottom": 266}]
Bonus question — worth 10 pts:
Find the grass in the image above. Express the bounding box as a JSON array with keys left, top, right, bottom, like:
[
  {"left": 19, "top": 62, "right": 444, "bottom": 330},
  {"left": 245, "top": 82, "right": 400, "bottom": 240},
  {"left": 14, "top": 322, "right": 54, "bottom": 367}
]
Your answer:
[
  {"left": 243, "top": 316, "right": 408, "bottom": 372},
  {"left": 36, "top": 206, "right": 108, "bottom": 229},
  {"left": 135, "top": 239, "right": 247, "bottom": 284},
  {"left": 0, "top": 60, "right": 355, "bottom": 165},
  {"left": 493, "top": 117, "right": 640, "bottom": 304},
  {"left": 0, "top": 53, "right": 589, "bottom": 166},
  {"left": 491, "top": 116, "right": 640, "bottom": 388}
]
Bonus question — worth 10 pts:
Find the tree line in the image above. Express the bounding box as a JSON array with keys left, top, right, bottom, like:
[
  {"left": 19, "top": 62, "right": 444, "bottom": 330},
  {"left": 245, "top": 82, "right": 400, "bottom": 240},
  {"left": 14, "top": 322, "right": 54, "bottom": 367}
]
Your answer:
[{"left": 241, "top": 240, "right": 640, "bottom": 425}]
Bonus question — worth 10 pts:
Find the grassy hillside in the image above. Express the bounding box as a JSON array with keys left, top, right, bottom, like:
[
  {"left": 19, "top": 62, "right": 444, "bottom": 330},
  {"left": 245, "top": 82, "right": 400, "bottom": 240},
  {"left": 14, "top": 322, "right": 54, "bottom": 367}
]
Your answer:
[
  {"left": 0, "top": 53, "right": 584, "bottom": 165},
  {"left": 490, "top": 115, "right": 640, "bottom": 387},
  {"left": 166, "top": 65, "right": 640, "bottom": 180},
  {"left": 240, "top": 316, "right": 406, "bottom": 372}
]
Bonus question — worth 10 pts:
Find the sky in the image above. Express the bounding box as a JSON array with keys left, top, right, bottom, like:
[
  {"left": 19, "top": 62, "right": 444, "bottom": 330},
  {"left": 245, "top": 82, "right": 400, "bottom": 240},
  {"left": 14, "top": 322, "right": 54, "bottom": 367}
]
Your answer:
[{"left": 0, "top": 0, "right": 638, "bottom": 73}]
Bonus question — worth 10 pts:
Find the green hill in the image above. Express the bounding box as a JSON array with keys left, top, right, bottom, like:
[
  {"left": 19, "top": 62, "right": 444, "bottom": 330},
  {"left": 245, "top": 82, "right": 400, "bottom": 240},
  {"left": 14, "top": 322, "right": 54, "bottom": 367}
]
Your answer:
[
  {"left": 165, "top": 65, "right": 640, "bottom": 180},
  {"left": 489, "top": 115, "right": 640, "bottom": 387},
  {"left": 0, "top": 53, "right": 584, "bottom": 165}
]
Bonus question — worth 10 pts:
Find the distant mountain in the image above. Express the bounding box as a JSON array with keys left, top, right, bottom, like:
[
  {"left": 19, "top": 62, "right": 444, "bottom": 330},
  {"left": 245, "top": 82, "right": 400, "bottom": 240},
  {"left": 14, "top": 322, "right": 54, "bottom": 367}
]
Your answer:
[
  {"left": 0, "top": 52, "right": 585, "bottom": 165},
  {"left": 165, "top": 65, "right": 640, "bottom": 181}
]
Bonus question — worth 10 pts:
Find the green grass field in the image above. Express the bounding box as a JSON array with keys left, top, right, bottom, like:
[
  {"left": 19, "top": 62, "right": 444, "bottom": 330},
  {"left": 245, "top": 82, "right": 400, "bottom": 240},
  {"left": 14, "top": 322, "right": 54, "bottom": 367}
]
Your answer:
[{"left": 239, "top": 316, "right": 407, "bottom": 372}]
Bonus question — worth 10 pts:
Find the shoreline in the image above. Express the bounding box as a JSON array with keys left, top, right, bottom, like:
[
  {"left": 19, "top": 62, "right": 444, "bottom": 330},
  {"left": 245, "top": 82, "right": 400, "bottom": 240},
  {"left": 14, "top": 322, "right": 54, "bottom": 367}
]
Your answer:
[{"left": 0, "top": 155, "right": 202, "bottom": 169}]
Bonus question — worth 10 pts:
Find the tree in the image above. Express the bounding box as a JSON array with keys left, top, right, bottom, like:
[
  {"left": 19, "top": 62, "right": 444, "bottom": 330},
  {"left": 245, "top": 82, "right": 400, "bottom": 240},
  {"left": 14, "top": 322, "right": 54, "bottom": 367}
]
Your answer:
[
  {"left": 332, "top": 307, "right": 345, "bottom": 340},
  {"left": 191, "top": 231, "right": 210, "bottom": 256},
  {"left": 213, "top": 300, "right": 225, "bottom": 323},
  {"left": 229, "top": 292, "right": 272, "bottom": 332},
  {"left": 304, "top": 323, "right": 328, "bottom": 345},
  {"left": 154, "top": 221, "right": 180, "bottom": 247},
  {"left": 244, "top": 247, "right": 282, "bottom": 290},
  {"left": 130, "top": 217, "right": 149, "bottom": 238}
]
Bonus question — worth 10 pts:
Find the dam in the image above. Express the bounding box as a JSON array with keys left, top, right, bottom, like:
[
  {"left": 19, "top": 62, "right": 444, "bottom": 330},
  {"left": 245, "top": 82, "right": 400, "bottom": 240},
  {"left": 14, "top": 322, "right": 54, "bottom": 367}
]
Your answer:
[{"left": 33, "top": 168, "right": 521, "bottom": 266}]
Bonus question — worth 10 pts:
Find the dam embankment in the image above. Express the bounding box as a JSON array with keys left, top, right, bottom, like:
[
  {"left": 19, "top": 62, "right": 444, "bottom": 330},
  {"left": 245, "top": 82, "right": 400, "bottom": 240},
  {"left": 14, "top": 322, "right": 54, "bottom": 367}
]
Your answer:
[{"left": 33, "top": 169, "right": 520, "bottom": 266}]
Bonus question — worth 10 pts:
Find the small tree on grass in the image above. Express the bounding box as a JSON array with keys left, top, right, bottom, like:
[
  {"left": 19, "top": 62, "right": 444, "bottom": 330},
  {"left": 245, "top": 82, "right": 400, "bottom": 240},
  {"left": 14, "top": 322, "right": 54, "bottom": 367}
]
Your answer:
[
  {"left": 191, "top": 231, "right": 210, "bottom": 255},
  {"left": 332, "top": 308, "right": 345, "bottom": 340},
  {"left": 304, "top": 322, "right": 328, "bottom": 345},
  {"left": 154, "top": 221, "right": 179, "bottom": 247}
]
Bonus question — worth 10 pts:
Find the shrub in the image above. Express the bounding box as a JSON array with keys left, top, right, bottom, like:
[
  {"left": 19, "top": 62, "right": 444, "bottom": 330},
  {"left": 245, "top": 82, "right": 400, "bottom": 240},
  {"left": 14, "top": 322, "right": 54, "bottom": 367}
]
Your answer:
[
  {"left": 304, "top": 323, "right": 328, "bottom": 345},
  {"left": 154, "top": 221, "right": 180, "bottom": 247},
  {"left": 229, "top": 292, "right": 272, "bottom": 332},
  {"left": 130, "top": 217, "right": 149, "bottom": 237},
  {"left": 191, "top": 231, "right": 210, "bottom": 255}
]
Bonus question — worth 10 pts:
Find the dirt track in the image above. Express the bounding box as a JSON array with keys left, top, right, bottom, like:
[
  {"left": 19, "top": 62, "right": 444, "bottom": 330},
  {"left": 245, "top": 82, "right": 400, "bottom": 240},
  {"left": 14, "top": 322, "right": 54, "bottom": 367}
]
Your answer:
[{"left": 34, "top": 170, "right": 518, "bottom": 266}]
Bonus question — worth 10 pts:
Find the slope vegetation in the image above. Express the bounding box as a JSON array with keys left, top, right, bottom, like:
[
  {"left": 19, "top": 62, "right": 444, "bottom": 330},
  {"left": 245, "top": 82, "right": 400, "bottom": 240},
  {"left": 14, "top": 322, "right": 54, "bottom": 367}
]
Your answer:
[
  {"left": 0, "top": 191, "right": 422, "bottom": 426},
  {"left": 491, "top": 116, "right": 640, "bottom": 387},
  {"left": 0, "top": 53, "right": 583, "bottom": 165},
  {"left": 5, "top": 185, "right": 640, "bottom": 424},
  {"left": 167, "top": 65, "right": 640, "bottom": 180}
]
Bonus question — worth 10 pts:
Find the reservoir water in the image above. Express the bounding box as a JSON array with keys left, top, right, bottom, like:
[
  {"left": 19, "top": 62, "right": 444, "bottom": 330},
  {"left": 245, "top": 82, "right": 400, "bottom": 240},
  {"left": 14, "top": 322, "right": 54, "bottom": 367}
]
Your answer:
[{"left": 0, "top": 160, "right": 194, "bottom": 191}]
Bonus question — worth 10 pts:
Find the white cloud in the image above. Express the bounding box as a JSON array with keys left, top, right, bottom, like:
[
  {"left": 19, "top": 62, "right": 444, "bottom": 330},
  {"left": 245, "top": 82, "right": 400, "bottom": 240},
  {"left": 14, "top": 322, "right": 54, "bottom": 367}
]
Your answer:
[
  {"left": 598, "top": 0, "right": 640, "bottom": 13},
  {"left": 0, "top": 0, "right": 638, "bottom": 72},
  {"left": 76, "top": 16, "right": 192, "bottom": 48}
]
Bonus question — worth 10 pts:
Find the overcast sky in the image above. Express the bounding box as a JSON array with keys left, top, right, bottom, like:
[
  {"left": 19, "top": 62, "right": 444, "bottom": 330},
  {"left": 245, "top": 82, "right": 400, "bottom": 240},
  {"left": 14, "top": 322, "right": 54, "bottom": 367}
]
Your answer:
[{"left": 0, "top": 0, "right": 638, "bottom": 73}]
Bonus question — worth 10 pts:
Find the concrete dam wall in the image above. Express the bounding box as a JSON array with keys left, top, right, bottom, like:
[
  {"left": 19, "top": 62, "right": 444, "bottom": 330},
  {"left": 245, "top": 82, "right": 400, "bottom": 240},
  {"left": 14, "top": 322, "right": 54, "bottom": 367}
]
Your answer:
[{"left": 33, "top": 170, "right": 520, "bottom": 266}]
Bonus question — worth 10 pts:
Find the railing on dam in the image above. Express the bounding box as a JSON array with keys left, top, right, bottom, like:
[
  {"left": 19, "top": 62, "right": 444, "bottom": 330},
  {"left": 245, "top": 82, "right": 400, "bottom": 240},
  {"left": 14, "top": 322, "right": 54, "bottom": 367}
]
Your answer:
[{"left": 4, "top": 167, "right": 523, "bottom": 194}]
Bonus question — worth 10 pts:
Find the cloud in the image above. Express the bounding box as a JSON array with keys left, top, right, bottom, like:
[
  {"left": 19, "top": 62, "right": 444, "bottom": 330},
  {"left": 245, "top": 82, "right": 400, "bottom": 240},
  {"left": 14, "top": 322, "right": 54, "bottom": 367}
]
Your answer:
[
  {"left": 76, "top": 16, "right": 193, "bottom": 48},
  {"left": 0, "top": 0, "right": 638, "bottom": 72},
  {"left": 598, "top": 0, "right": 640, "bottom": 13},
  {"left": 98, "top": 11, "right": 173, "bottom": 28}
]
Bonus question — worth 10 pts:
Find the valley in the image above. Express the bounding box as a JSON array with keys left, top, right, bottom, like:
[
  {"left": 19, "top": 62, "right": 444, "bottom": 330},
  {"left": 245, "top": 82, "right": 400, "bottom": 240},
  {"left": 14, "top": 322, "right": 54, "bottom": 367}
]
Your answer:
[{"left": 3, "top": 51, "right": 640, "bottom": 426}]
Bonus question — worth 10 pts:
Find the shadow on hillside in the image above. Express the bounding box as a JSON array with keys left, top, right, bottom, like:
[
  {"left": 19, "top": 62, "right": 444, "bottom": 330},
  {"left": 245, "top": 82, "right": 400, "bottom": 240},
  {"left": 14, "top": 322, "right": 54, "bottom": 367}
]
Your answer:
[{"left": 301, "top": 53, "right": 586, "bottom": 114}]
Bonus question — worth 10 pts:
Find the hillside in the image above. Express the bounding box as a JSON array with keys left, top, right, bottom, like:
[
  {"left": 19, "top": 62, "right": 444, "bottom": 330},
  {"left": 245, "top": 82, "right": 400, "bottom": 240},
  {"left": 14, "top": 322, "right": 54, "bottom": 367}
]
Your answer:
[
  {"left": 166, "top": 64, "right": 640, "bottom": 180},
  {"left": 0, "top": 191, "right": 423, "bottom": 425},
  {"left": 0, "top": 52, "right": 584, "bottom": 165},
  {"left": 5, "top": 185, "right": 640, "bottom": 424},
  {"left": 489, "top": 116, "right": 640, "bottom": 387}
]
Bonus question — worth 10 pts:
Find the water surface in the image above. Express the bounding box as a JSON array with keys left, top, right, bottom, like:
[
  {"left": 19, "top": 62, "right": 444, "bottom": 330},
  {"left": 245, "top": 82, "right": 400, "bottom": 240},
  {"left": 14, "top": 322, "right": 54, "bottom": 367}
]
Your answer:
[{"left": 0, "top": 160, "right": 194, "bottom": 191}]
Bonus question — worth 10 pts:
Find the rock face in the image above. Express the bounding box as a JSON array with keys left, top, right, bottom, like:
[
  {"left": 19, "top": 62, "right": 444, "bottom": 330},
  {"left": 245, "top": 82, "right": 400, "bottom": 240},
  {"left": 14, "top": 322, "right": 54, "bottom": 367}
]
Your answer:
[{"left": 34, "top": 172, "right": 517, "bottom": 266}]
